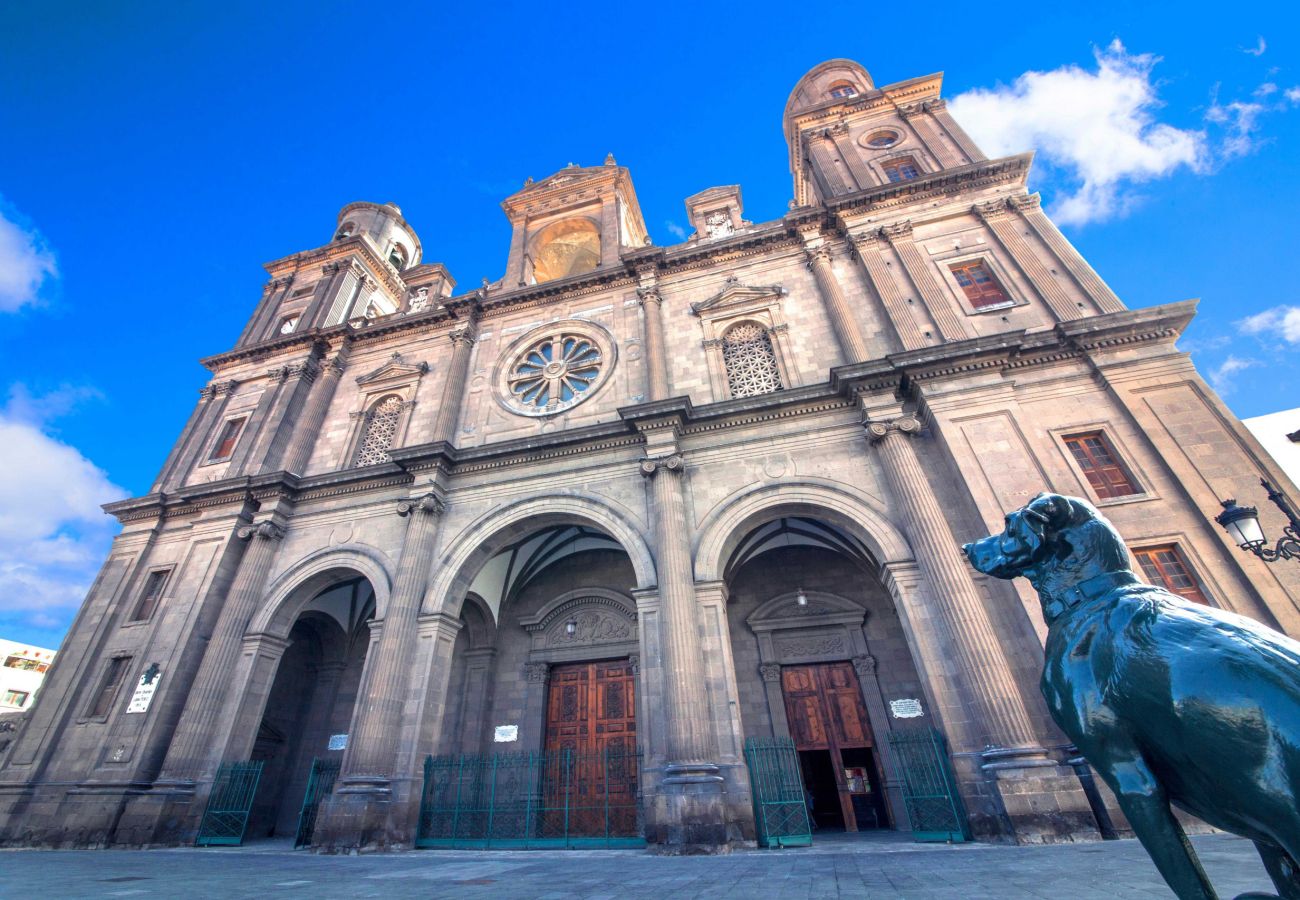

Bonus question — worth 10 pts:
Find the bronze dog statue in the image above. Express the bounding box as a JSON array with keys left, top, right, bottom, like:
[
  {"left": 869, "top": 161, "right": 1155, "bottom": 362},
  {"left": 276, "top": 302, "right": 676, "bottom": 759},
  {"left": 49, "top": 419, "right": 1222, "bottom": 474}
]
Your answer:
[{"left": 963, "top": 493, "right": 1300, "bottom": 900}]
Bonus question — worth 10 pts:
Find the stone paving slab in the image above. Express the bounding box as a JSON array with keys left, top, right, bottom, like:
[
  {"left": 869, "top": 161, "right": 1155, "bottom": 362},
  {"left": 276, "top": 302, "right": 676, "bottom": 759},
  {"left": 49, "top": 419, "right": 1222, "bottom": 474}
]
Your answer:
[{"left": 0, "top": 833, "right": 1274, "bottom": 899}]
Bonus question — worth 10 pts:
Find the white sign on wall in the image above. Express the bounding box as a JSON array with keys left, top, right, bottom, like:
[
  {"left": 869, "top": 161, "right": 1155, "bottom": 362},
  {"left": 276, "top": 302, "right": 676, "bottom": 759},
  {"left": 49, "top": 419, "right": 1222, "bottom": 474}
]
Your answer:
[
  {"left": 328, "top": 733, "right": 348, "bottom": 750},
  {"left": 125, "top": 664, "right": 162, "bottom": 714},
  {"left": 889, "top": 698, "right": 924, "bottom": 719},
  {"left": 493, "top": 725, "right": 519, "bottom": 743}
]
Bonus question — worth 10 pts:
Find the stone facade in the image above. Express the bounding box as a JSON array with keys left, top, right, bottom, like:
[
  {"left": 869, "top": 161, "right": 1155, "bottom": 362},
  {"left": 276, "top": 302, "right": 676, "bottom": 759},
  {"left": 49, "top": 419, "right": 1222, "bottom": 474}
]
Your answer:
[{"left": 2, "top": 58, "right": 1297, "bottom": 853}]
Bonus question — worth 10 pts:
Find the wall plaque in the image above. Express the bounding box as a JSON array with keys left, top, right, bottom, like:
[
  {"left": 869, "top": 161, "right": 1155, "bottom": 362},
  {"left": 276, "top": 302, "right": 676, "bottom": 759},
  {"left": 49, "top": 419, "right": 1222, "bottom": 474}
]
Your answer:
[
  {"left": 328, "top": 733, "right": 348, "bottom": 750},
  {"left": 890, "top": 698, "right": 924, "bottom": 719},
  {"left": 125, "top": 664, "right": 162, "bottom": 714},
  {"left": 494, "top": 725, "right": 519, "bottom": 743}
]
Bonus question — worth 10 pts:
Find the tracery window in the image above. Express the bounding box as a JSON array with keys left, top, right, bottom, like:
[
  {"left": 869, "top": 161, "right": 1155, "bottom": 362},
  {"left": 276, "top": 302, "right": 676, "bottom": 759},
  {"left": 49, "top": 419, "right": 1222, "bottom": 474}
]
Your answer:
[
  {"left": 508, "top": 333, "right": 602, "bottom": 412},
  {"left": 721, "top": 322, "right": 783, "bottom": 399},
  {"left": 353, "top": 395, "right": 404, "bottom": 466}
]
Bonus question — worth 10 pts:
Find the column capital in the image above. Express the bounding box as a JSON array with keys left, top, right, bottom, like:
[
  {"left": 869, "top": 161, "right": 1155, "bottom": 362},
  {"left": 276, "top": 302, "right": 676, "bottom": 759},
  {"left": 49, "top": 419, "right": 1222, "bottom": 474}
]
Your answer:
[
  {"left": 237, "top": 520, "right": 286, "bottom": 542},
  {"left": 640, "top": 453, "right": 685, "bottom": 478},
  {"left": 448, "top": 324, "right": 478, "bottom": 347},
  {"left": 849, "top": 229, "right": 885, "bottom": 252},
  {"left": 524, "top": 661, "right": 550, "bottom": 683},
  {"left": 852, "top": 654, "right": 877, "bottom": 677},
  {"left": 803, "top": 243, "right": 833, "bottom": 268},
  {"left": 635, "top": 285, "right": 663, "bottom": 306},
  {"left": 1009, "top": 192, "right": 1043, "bottom": 212},
  {"left": 923, "top": 97, "right": 948, "bottom": 112},
  {"left": 897, "top": 102, "right": 926, "bottom": 120},
  {"left": 974, "top": 198, "right": 1015, "bottom": 222},
  {"left": 864, "top": 414, "right": 923, "bottom": 443},
  {"left": 397, "top": 492, "right": 444, "bottom": 518},
  {"left": 881, "top": 221, "right": 914, "bottom": 242},
  {"left": 759, "top": 662, "right": 782, "bottom": 683}
]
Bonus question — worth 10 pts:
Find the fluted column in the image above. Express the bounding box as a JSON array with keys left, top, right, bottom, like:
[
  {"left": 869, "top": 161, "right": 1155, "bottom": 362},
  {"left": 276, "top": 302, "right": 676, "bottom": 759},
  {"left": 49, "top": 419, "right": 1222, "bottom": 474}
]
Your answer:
[
  {"left": 1011, "top": 194, "right": 1125, "bottom": 313},
  {"left": 926, "top": 98, "right": 986, "bottom": 163},
  {"left": 880, "top": 222, "right": 969, "bottom": 343},
  {"left": 281, "top": 349, "right": 347, "bottom": 475},
  {"left": 640, "top": 453, "right": 718, "bottom": 769},
  {"left": 160, "top": 519, "right": 285, "bottom": 779},
  {"left": 636, "top": 285, "right": 670, "bottom": 401},
  {"left": 865, "top": 414, "right": 1037, "bottom": 751},
  {"left": 899, "top": 102, "right": 963, "bottom": 167},
  {"left": 801, "top": 237, "right": 870, "bottom": 363},
  {"left": 153, "top": 384, "right": 221, "bottom": 491},
  {"left": 340, "top": 491, "right": 444, "bottom": 780},
  {"left": 850, "top": 231, "right": 927, "bottom": 351},
  {"left": 975, "top": 199, "right": 1081, "bottom": 322},
  {"left": 429, "top": 323, "right": 477, "bottom": 444}
]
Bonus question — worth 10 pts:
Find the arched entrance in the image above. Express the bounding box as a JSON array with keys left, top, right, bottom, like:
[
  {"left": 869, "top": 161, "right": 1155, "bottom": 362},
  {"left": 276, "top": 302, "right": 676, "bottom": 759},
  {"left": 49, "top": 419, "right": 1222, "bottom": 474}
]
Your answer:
[
  {"left": 721, "top": 514, "right": 926, "bottom": 835},
  {"left": 417, "top": 520, "right": 646, "bottom": 847},
  {"left": 245, "top": 576, "right": 375, "bottom": 841}
]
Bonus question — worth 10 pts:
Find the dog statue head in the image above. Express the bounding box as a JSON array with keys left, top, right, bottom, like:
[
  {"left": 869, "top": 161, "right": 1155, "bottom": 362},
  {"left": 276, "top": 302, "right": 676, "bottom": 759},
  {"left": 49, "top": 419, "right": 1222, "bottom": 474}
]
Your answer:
[{"left": 963, "top": 493, "right": 1134, "bottom": 619}]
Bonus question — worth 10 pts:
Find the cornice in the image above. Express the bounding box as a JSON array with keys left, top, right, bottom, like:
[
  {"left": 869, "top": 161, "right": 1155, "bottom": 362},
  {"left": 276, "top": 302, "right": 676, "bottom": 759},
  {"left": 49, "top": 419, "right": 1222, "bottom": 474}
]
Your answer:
[{"left": 828, "top": 154, "right": 1032, "bottom": 219}]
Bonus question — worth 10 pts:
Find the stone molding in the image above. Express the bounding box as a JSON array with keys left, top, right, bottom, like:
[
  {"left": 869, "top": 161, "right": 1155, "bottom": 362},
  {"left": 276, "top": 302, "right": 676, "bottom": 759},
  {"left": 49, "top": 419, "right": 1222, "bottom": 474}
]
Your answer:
[
  {"left": 236, "top": 521, "right": 285, "bottom": 542},
  {"left": 397, "top": 492, "right": 444, "bottom": 518},
  {"left": 639, "top": 453, "right": 685, "bottom": 477},
  {"left": 865, "top": 414, "right": 923, "bottom": 442}
]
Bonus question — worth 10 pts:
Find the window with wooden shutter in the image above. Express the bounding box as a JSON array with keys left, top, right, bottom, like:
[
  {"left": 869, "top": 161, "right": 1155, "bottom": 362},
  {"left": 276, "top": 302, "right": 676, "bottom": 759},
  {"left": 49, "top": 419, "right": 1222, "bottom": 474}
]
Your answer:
[
  {"left": 949, "top": 260, "right": 1011, "bottom": 309},
  {"left": 130, "top": 569, "right": 171, "bottom": 622},
  {"left": 1063, "top": 431, "right": 1140, "bottom": 499},
  {"left": 882, "top": 157, "right": 920, "bottom": 182},
  {"left": 1133, "top": 545, "right": 1210, "bottom": 605},
  {"left": 210, "top": 417, "right": 247, "bottom": 461},
  {"left": 89, "top": 656, "right": 132, "bottom": 719}
]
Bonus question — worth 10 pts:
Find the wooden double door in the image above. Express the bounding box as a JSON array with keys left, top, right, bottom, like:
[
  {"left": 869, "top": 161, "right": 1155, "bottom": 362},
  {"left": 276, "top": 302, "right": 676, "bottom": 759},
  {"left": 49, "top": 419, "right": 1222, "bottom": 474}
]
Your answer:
[
  {"left": 782, "top": 661, "right": 888, "bottom": 831},
  {"left": 543, "top": 659, "right": 638, "bottom": 836}
]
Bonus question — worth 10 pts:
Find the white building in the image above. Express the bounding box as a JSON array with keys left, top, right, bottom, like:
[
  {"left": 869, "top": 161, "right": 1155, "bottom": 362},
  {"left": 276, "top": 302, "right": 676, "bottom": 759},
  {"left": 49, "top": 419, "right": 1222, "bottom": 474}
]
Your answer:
[
  {"left": 0, "top": 640, "right": 57, "bottom": 715},
  {"left": 1243, "top": 408, "right": 1300, "bottom": 488}
]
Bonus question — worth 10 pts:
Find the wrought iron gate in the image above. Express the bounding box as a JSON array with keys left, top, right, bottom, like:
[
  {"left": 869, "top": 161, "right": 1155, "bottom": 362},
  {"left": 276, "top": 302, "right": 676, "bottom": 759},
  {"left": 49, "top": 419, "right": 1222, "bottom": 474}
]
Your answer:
[
  {"left": 416, "top": 745, "right": 644, "bottom": 849},
  {"left": 195, "top": 761, "right": 264, "bottom": 847},
  {"left": 743, "top": 736, "right": 812, "bottom": 848},
  {"left": 885, "top": 727, "right": 969, "bottom": 842},
  {"left": 293, "top": 757, "right": 341, "bottom": 848}
]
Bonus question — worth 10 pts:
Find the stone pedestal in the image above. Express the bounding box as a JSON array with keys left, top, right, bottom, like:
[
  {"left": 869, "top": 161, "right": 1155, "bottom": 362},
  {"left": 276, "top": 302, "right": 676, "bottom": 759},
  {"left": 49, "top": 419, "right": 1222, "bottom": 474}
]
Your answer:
[
  {"left": 645, "top": 763, "right": 730, "bottom": 854},
  {"left": 981, "top": 749, "right": 1102, "bottom": 844}
]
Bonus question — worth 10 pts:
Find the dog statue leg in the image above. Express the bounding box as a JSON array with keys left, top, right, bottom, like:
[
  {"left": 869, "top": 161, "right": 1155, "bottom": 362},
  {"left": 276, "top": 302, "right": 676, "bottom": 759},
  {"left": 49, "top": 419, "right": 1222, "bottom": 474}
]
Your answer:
[
  {"left": 1242, "top": 840, "right": 1300, "bottom": 900},
  {"left": 1102, "top": 756, "right": 1219, "bottom": 900}
]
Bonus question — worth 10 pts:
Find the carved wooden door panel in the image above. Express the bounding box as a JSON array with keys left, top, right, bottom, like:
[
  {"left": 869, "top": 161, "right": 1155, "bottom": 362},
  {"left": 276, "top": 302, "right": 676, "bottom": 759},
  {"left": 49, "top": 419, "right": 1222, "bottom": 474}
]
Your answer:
[{"left": 544, "top": 659, "right": 637, "bottom": 836}]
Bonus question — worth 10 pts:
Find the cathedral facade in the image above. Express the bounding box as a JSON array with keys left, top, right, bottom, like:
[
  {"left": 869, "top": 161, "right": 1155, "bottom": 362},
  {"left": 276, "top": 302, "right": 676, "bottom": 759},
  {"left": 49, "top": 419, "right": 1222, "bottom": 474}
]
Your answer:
[{"left": 2, "top": 59, "right": 1297, "bottom": 853}]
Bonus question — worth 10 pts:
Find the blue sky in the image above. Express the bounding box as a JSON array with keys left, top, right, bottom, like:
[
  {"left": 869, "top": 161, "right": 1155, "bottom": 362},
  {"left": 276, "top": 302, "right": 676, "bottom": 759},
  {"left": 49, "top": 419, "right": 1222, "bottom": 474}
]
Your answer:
[{"left": 1, "top": 1, "right": 1297, "bottom": 649}]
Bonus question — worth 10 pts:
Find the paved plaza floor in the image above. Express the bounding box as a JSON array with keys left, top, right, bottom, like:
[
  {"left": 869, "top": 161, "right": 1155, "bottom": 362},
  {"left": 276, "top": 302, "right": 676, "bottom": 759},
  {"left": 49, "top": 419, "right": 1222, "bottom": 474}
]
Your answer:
[{"left": 0, "top": 832, "right": 1275, "bottom": 898}]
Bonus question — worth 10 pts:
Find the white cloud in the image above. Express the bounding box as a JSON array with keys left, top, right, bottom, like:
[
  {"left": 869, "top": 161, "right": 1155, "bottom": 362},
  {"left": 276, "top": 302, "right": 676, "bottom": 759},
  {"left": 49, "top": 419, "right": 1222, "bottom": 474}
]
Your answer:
[
  {"left": 664, "top": 220, "right": 688, "bottom": 240},
  {"left": 0, "top": 386, "right": 126, "bottom": 646},
  {"left": 950, "top": 40, "right": 1208, "bottom": 226},
  {"left": 0, "top": 199, "right": 58, "bottom": 312},
  {"left": 1205, "top": 355, "right": 1258, "bottom": 394},
  {"left": 1206, "top": 87, "right": 1268, "bottom": 159},
  {"left": 1237, "top": 305, "right": 1300, "bottom": 344},
  {"left": 1287, "top": 87, "right": 1300, "bottom": 104},
  {"left": 1242, "top": 36, "right": 1267, "bottom": 57}
]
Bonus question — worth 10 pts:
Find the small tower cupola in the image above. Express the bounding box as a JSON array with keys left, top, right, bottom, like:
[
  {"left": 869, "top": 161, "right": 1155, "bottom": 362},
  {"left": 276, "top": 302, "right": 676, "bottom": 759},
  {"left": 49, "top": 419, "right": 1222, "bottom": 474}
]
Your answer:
[
  {"left": 334, "top": 201, "right": 423, "bottom": 272},
  {"left": 500, "top": 160, "right": 648, "bottom": 287}
]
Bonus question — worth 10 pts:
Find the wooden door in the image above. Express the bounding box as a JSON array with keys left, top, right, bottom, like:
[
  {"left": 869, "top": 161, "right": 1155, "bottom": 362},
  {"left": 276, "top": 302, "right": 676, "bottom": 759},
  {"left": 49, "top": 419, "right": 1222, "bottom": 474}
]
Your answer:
[
  {"left": 781, "top": 661, "right": 878, "bottom": 831},
  {"left": 544, "top": 659, "right": 638, "bottom": 836}
]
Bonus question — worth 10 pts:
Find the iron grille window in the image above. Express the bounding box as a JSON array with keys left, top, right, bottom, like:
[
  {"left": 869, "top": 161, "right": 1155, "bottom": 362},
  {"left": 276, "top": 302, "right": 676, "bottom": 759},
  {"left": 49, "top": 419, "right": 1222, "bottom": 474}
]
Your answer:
[
  {"left": 353, "top": 395, "right": 404, "bottom": 467},
  {"left": 1134, "top": 545, "right": 1210, "bottom": 605},
  {"left": 721, "top": 323, "right": 783, "bottom": 399},
  {"left": 89, "top": 656, "right": 132, "bottom": 719},
  {"left": 883, "top": 157, "right": 921, "bottom": 182},
  {"left": 950, "top": 261, "right": 1010, "bottom": 309},
  {"left": 1063, "top": 431, "right": 1140, "bottom": 499},
  {"left": 130, "top": 569, "right": 171, "bottom": 622},
  {"left": 210, "top": 417, "right": 247, "bottom": 461}
]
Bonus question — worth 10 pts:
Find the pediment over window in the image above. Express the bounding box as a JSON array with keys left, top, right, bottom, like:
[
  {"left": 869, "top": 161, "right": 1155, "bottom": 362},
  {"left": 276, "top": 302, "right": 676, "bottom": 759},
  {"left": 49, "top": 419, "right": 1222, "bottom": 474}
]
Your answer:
[
  {"left": 355, "top": 352, "right": 429, "bottom": 386},
  {"left": 691, "top": 277, "right": 787, "bottom": 316},
  {"left": 747, "top": 591, "right": 867, "bottom": 633}
]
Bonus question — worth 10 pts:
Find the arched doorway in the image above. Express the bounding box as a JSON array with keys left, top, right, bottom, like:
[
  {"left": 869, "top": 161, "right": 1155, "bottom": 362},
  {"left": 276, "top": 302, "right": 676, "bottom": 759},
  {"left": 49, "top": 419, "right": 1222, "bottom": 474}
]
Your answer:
[
  {"left": 723, "top": 515, "right": 925, "bottom": 834},
  {"left": 246, "top": 576, "right": 374, "bottom": 841}
]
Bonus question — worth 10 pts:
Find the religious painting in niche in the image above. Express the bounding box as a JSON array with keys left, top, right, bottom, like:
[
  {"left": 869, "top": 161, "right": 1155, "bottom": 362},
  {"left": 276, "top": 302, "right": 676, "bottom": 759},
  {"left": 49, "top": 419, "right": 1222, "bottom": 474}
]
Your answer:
[{"left": 531, "top": 219, "right": 601, "bottom": 283}]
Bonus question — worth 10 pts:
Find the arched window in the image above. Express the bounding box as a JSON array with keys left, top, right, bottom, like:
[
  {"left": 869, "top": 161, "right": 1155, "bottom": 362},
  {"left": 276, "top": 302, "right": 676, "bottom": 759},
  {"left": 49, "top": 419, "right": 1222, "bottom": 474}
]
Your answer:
[
  {"left": 388, "top": 244, "right": 408, "bottom": 270},
  {"left": 721, "top": 322, "right": 783, "bottom": 399},
  {"left": 353, "top": 395, "right": 404, "bottom": 466},
  {"left": 335, "top": 222, "right": 356, "bottom": 241},
  {"left": 530, "top": 219, "right": 601, "bottom": 283},
  {"left": 828, "top": 81, "right": 858, "bottom": 99}
]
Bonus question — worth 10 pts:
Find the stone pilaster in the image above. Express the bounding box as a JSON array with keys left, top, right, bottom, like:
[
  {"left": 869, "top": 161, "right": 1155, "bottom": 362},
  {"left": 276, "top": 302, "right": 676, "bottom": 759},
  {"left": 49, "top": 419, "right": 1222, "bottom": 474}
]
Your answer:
[
  {"left": 925, "top": 98, "right": 986, "bottom": 163},
  {"left": 850, "top": 230, "right": 927, "bottom": 351},
  {"left": 799, "top": 234, "right": 870, "bottom": 363},
  {"left": 638, "top": 440, "right": 730, "bottom": 851},
  {"left": 316, "top": 490, "right": 444, "bottom": 849},
  {"left": 429, "top": 322, "right": 478, "bottom": 444},
  {"left": 238, "top": 275, "right": 294, "bottom": 347},
  {"left": 879, "top": 222, "right": 969, "bottom": 343},
  {"left": 975, "top": 199, "right": 1082, "bottom": 322},
  {"left": 281, "top": 348, "right": 347, "bottom": 475},
  {"left": 899, "top": 102, "right": 963, "bottom": 168},
  {"left": 152, "top": 385, "right": 220, "bottom": 491},
  {"left": 163, "top": 379, "right": 239, "bottom": 489},
  {"left": 1011, "top": 194, "right": 1125, "bottom": 313},
  {"left": 157, "top": 519, "right": 286, "bottom": 781},
  {"left": 636, "top": 279, "right": 670, "bottom": 401}
]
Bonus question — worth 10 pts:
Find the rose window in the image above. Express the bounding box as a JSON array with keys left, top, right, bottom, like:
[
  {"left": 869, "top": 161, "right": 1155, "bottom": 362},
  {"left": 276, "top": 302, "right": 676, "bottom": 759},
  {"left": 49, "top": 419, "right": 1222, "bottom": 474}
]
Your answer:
[
  {"left": 721, "top": 322, "right": 783, "bottom": 399},
  {"left": 507, "top": 332, "right": 605, "bottom": 413}
]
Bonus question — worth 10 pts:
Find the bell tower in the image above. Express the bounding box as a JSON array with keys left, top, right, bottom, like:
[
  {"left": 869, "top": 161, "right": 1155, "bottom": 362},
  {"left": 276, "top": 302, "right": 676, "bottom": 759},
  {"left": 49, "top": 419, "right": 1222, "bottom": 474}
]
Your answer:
[{"left": 499, "top": 155, "right": 649, "bottom": 288}]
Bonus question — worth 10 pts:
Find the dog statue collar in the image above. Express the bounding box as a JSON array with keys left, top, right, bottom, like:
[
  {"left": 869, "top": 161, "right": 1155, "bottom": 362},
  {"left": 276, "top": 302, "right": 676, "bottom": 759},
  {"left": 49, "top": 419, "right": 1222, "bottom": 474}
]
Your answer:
[{"left": 1045, "top": 569, "right": 1138, "bottom": 619}]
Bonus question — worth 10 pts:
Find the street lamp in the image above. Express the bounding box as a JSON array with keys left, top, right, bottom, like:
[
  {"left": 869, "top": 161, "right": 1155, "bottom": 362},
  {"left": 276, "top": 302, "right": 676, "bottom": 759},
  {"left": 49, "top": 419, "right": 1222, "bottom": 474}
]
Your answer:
[{"left": 1215, "top": 478, "right": 1300, "bottom": 564}]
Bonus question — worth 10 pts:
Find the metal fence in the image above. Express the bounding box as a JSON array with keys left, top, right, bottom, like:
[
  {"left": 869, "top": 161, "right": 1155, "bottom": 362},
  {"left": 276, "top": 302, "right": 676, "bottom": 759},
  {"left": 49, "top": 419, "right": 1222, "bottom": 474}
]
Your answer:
[
  {"left": 743, "top": 736, "right": 812, "bottom": 848},
  {"left": 416, "top": 745, "right": 644, "bottom": 849},
  {"left": 195, "top": 761, "right": 264, "bottom": 847},
  {"left": 885, "top": 726, "right": 969, "bottom": 842},
  {"left": 293, "top": 757, "right": 341, "bottom": 848}
]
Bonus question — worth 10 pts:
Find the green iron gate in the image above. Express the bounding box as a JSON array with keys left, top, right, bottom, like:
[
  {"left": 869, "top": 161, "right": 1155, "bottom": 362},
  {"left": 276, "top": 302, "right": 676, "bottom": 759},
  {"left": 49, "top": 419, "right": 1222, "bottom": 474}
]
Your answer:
[
  {"left": 416, "top": 745, "right": 644, "bottom": 849},
  {"left": 195, "top": 761, "right": 264, "bottom": 847},
  {"left": 885, "top": 726, "right": 969, "bottom": 842},
  {"left": 293, "top": 757, "right": 341, "bottom": 848},
  {"left": 744, "top": 736, "right": 812, "bottom": 848}
]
